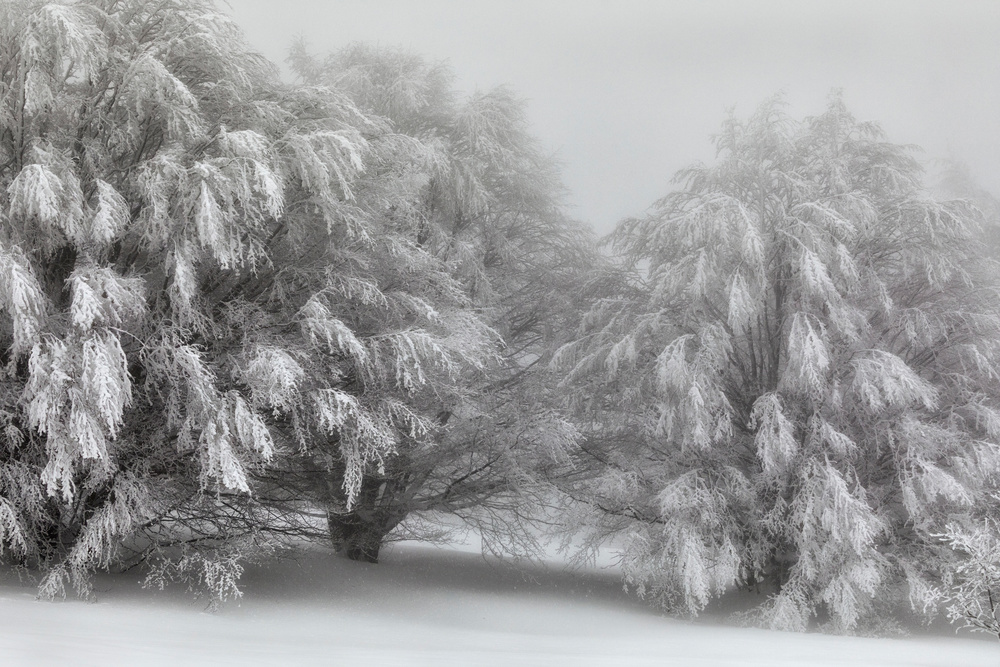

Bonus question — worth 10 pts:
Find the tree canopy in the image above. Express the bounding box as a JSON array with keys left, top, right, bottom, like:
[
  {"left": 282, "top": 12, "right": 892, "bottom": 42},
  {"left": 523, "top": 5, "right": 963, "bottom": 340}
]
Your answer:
[
  {"left": 0, "top": 0, "right": 507, "bottom": 598},
  {"left": 553, "top": 95, "right": 1000, "bottom": 632},
  {"left": 0, "top": 0, "right": 591, "bottom": 600},
  {"left": 284, "top": 41, "right": 597, "bottom": 561}
]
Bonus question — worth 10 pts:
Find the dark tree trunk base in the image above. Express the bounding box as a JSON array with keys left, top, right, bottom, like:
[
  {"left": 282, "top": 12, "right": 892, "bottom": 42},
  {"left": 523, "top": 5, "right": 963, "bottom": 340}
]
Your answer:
[
  {"left": 327, "top": 475, "right": 409, "bottom": 563},
  {"left": 344, "top": 535, "right": 383, "bottom": 564},
  {"left": 328, "top": 514, "right": 386, "bottom": 563}
]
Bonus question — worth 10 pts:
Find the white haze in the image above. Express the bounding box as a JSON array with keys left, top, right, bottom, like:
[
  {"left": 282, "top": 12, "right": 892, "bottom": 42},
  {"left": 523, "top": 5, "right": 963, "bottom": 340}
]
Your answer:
[{"left": 225, "top": 0, "right": 1000, "bottom": 233}]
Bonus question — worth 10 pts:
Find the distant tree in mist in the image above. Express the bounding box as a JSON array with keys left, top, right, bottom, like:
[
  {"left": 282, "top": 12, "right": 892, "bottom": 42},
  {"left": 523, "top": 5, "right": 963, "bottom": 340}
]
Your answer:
[
  {"left": 936, "top": 161, "right": 1000, "bottom": 253},
  {"left": 553, "top": 95, "right": 1000, "bottom": 632}
]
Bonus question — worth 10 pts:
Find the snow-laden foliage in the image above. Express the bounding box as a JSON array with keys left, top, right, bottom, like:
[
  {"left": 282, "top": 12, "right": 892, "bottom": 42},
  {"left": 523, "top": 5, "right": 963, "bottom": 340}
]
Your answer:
[
  {"left": 940, "top": 519, "right": 1000, "bottom": 640},
  {"left": 554, "top": 95, "right": 1000, "bottom": 632},
  {"left": 0, "top": 0, "right": 510, "bottom": 598},
  {"left": 284, "top": 42, "right": 596, "bottom": 562}
]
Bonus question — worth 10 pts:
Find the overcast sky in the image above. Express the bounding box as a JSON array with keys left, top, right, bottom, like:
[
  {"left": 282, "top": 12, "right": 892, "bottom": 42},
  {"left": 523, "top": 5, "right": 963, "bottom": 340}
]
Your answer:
[{"left": 224, "top": 0, "right": 1000, "bottom": 234}]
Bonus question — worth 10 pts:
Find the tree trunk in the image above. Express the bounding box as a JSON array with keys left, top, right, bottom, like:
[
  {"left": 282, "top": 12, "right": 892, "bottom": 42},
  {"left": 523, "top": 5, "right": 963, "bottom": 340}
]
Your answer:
[
  {"left": 327, "top": 475, "right": 408, "bottom": 564},
  {"left": 327, "top": 513, "right": 390, "bottom": 563}
]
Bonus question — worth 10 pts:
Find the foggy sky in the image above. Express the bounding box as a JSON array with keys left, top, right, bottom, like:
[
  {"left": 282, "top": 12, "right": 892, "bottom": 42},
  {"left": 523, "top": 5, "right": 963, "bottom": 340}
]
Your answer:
[{"left": 225, "top": 0, "right": 1000, "bottom": 234}]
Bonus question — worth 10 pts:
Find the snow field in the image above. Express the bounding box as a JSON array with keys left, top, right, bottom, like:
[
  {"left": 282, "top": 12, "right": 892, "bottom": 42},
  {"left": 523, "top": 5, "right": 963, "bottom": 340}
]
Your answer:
[{"left": 0, "top": 541, "right": 996, "bottom": 666}]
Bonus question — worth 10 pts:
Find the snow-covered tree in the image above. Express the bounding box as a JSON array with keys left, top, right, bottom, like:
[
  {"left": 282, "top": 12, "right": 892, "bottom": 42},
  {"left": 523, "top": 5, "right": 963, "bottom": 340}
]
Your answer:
[
  {"left": 554, "top": 95, "right": 1000, "bottom": 632},
  {"left": 0, "top": 0, "right": 499, "bottom": 597},
  {"left": 285, "top": 43, "right": 595, "bottom": 561}
]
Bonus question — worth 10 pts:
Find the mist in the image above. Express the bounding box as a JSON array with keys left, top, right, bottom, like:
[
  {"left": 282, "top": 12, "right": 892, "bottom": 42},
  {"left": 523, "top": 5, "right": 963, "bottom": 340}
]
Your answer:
[{"left": 226, "top": 0, "right": 1000, "bottom": 233}]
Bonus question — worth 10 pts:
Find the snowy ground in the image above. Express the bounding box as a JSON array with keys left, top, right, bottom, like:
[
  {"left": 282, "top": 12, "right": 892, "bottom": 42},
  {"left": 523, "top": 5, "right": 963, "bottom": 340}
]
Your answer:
[{"left": 0, "top": 540, "right": 996, "bottom": 666}]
